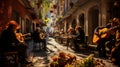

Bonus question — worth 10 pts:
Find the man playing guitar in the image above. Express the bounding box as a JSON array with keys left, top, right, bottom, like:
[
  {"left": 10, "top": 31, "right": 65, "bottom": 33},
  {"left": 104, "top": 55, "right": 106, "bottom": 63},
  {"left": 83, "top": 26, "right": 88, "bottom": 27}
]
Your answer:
[
  {"left": 109, "top": 17, "right": 120, "bottom": 66},
  {"left": 93, "top": 17, "right": 120, "bottom": 58}
]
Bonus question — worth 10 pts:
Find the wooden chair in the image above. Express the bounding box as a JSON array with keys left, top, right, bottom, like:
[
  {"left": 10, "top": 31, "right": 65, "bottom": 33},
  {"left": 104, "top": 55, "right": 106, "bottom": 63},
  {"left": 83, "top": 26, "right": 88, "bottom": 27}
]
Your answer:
[{"left": 0, "top": 51, "right": 18, "bottom": 67}]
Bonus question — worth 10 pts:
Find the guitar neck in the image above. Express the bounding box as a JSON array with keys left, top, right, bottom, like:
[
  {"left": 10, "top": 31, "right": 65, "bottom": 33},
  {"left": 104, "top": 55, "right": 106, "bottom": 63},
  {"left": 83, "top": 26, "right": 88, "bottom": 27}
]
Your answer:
[
  {"left": 104, "top": 26, "right": 118, "bottom": 33},
  {"left": 22, "top": 33, "right": 31, "bottom": 37}
]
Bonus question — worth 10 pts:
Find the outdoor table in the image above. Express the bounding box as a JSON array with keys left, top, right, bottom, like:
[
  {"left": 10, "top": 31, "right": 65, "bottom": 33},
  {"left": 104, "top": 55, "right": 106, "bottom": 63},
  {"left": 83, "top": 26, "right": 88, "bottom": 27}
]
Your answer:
[
  {"left": 66, "top": 35, "right": 74, "bottom": 49},
  {"left": 54, "top": 33, "right": 60, "bottom": 42},
  {"left": 59, "top": 34, "right": 66, "bottom": 44},
  {"left": 60, "top": 34, "right": 74, "bottom": 49}
]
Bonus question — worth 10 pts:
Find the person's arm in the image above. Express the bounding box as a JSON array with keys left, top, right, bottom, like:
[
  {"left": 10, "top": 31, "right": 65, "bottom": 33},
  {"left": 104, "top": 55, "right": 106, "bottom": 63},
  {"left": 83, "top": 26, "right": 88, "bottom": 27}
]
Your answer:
[
  {"left": 94, "top": 26, "right": 105, "bottom": 35},
  {"left": 94, "top": 27, "right": 99, "bottom": 35}
]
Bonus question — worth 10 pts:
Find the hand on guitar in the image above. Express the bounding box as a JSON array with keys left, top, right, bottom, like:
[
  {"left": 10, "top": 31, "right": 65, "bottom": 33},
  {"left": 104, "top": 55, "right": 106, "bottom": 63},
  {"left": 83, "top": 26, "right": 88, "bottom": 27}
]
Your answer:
[{"left": 16, "top": 33, "right": 25, "bottom": 43}]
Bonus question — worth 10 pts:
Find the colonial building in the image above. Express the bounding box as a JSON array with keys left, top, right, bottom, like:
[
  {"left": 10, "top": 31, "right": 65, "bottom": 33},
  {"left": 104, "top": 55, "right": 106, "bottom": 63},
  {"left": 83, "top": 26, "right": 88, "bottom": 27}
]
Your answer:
[{"left": 55, "top": 0, "right": 120, "bottom": 44}]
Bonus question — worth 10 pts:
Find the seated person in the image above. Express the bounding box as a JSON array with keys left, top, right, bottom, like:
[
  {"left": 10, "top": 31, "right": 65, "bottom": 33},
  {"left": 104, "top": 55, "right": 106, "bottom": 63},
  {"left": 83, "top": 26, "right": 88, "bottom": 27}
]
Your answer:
[
  {"left": 73, "top": 26, "right": 85, "bottom": 51},
  {"left": 0, "top": 20, "right": 31, "bottom": 64}
]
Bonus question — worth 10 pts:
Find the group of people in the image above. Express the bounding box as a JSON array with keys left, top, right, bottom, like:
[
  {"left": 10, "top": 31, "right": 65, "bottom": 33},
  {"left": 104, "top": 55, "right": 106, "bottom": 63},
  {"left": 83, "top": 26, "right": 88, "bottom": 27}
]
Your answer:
[
  {"left": 93, "top": 17, "right": 120, "bottom": 66},
  {"left": 67, "top": 26, "right": 85, "bottom": 51},
  {"left": 0, "top": 20, "right": 48, "bottom": 65}
]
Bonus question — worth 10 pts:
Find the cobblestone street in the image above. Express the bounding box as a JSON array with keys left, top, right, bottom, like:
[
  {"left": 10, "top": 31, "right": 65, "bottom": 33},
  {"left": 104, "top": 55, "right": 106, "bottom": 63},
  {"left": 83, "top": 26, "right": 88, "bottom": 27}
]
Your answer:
[
  {"left": 0, "top": 0, "right": 120, "bottom": 67},
  {"left": 26, "top": 37, "right": 118, "bottom": 67}
]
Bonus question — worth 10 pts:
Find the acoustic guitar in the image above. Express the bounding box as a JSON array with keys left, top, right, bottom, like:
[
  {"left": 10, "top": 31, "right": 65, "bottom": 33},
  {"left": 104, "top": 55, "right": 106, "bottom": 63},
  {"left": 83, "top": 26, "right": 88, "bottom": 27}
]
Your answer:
[
  {"left": 16, "top": 33, "right": 24, "bottom": 42},
  {"left": 39, "top": 33, "right": 45, "bottom": 39},
  {"left": 16, "top": 33, "right": 31, "bottom": 42},
  {"left": 93, "top": 26, "right": 119, "bottom": 43}
]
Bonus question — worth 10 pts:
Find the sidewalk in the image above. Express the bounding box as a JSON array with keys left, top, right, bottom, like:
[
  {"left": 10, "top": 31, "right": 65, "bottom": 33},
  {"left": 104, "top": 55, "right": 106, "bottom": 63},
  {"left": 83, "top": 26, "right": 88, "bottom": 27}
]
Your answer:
[{"left": 25, "top": 37, "right": 118, "bottom": 67}]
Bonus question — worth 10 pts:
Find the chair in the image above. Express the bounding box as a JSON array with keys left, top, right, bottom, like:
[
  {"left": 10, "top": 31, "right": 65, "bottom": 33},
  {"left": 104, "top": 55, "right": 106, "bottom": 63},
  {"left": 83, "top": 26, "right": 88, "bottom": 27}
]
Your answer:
[{"left": 0, "top": 51, "right": 18, "bottom": 67}]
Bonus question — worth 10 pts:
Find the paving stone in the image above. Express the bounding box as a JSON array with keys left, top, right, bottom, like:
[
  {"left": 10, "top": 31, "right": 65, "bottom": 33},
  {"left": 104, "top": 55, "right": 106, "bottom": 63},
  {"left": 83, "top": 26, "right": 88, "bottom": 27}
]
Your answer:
[{"left": 26, "top": 37, "right": 119, "bottom": 67}]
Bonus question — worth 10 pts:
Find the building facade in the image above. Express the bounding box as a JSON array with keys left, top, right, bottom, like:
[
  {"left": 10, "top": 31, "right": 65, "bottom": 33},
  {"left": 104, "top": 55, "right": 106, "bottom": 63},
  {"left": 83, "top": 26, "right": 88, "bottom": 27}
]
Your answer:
[
  {"left": 0, "top": 0, "right": 37, "bottom": 35},
  {"left": 56, "top": 0, "right": 120, "bottom": 44}
]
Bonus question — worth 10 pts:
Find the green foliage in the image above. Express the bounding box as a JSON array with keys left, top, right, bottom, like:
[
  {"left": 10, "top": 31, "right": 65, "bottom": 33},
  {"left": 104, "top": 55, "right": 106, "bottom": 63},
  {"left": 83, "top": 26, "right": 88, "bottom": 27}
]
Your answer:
[
  {"left": 40, "top": 0, "right": 52, "bottom": 18},
  {"left": 78, "top": 54, "right": 96, "bottom": 67}
]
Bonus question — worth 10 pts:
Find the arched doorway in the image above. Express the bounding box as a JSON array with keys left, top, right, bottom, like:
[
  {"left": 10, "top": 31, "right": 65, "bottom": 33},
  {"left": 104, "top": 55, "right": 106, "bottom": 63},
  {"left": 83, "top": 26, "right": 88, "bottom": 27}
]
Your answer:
[
  {"left": 78, "top": 13, "right": 84, "bottom": 29},
  {"left": 88, "top": 6, "right": 99, "bottom": 44}
]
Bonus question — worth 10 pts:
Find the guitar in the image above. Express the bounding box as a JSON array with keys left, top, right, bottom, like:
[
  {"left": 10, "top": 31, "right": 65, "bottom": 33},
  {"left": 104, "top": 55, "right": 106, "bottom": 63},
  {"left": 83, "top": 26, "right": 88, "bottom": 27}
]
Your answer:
[
  {"left": 16, "top": 33, "right": 25, "bottom": 42},
  {"left": 16, "top": 33, "right": 31, "bottom": 42},
  {"left": 39, "top": 33, "right": 45, "bottom": 39},
  {"left": 93, "top": 26, "right": 119, "bottom": 43}
]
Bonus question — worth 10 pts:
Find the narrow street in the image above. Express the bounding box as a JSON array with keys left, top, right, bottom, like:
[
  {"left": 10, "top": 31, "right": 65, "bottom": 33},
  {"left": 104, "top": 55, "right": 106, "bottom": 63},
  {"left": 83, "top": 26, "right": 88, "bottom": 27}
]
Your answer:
[
  {"left": 26, "top": 37, "right": 118, "bottom": 67},
  {"left": 0, "top": 0, "right": 120, "bottom": 67}
]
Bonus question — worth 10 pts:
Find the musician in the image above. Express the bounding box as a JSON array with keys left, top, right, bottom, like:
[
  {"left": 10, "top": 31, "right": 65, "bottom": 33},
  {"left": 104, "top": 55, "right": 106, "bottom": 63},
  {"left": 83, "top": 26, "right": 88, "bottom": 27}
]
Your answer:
[
  {"left": 0, "top": 20, "right": 31, "bottom": 64},
  {"left": 94, "top": 25, "right": 108, "bottom": 57},
  {"left": 95, "top": 18, "right": 120, "bottom": 58},
  {"left": 105, "top": 23, "right": 116, "bottom": 54},
  {"left": 109, "top": 17, "right": 120, "bottom": 66},
  {"left": 33, "top": 28, "right": 41, "bottom": 44},
  {"left": 33, "top": 27, "right": 46, "bottom": 50},
  {"left": 39, "top": 28, "right": 47, "bottom": 50}
]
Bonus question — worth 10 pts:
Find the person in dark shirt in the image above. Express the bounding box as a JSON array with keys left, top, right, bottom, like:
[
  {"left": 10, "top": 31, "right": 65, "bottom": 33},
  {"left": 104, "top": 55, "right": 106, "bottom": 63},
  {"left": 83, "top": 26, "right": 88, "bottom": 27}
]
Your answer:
[
  {"left": 32, "top": 27, "right": 41, "bottom": 43},
  {"left": 0, "top": 20, "right": 31, "bottom": 64},
  {"left": 39, "top": 28, "right": 47, "bottom": 50},
  {"left": 73, "top": 26, "right": 85, "bottom": 51},
  {"left": 32, "top": 27, "right": 47, "bottom": 50},
  {"left": 94, "top": 25, "right": 108, "bottom": 57},
  {"left": 109, "top": 17, "right": 120, "bottom": 66}
]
